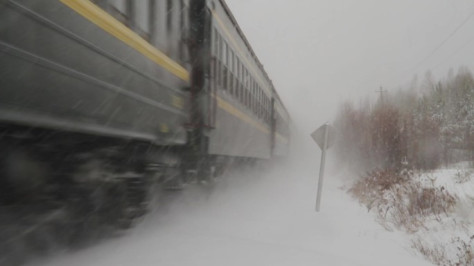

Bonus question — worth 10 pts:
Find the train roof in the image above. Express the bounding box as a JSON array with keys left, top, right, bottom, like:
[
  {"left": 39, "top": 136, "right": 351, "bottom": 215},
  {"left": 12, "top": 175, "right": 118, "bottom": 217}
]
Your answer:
[{"left": 217, "top": 0, "right": 290, "bottom": 116}]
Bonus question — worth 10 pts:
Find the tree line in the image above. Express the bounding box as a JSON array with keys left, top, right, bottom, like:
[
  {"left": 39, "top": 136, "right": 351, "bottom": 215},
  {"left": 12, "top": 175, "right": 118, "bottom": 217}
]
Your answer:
[{"left": 334, "top": 67, "right": 474, "bottom": 171}]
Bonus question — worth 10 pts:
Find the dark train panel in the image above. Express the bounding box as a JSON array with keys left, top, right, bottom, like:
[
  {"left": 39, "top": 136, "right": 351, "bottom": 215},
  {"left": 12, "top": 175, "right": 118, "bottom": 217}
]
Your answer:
[{"left": 0, "top": 0, "right": 189, "bottom": 145}]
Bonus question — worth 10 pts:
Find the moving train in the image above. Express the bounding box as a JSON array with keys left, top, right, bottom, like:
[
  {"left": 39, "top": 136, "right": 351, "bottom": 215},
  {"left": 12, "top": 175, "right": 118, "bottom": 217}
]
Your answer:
[{"left": 0, "top": 0, "right": 290, "bottom": 226}]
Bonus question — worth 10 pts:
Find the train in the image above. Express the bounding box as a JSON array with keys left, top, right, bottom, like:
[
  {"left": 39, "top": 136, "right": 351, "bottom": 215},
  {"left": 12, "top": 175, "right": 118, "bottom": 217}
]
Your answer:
[{"left": 0, "top": 0, "right": 290, "bottom": 228}]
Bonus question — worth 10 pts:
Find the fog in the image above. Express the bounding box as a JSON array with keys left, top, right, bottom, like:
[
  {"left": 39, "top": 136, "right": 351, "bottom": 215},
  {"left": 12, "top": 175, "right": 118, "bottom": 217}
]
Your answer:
[{"left": 226, "top": 0, "right": 474, "bottom": 132}]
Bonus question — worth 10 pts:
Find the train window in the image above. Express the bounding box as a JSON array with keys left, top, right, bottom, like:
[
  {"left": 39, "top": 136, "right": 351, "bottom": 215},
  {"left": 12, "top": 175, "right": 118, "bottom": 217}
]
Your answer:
[
  {"left": 235, "top": 77, "right": 242, "bottom": 97},
  {"left": 235, "top": 73, "right": 240, "bottom": 100},
  {"left": 214, "top": 60, "right": 218, "bottom": 90},
  {"left": 256, "top": 90, "right": 259, "bottom": 115},
  {"left": 222, "top": 42, "right": 227, "bottom": 65},
  {"left": 248, "top": 80, "right": 251, "bottom": 109},
  {"left": 243, "top": 87, "right": 247, "bottom": 107},
  {"left": 230, "top": 51, "right": 234, "bottom": 73},
  {"left": 237, "top": 80, "right": 242, "bottom": 99},
  {"left": 166, "top": 0, "right": 173, "bottom": 34},
  {"left": 231, "top": 69, "right": 235, "bottom": 96},
  {"left": 179, "top": 0, "right": 185, "bottom": 32},
  {"left": 245, "top": 70, "right": 250, "bottom": 90},
  {"left": 267, "top": 98, "right": 270, "bottom": 122},
  {"left": 235, "top": 71, "right": 240, "bottom": 99},
  {"left": 256, "top": 85, "right": 259, "bottom": 114},
  {"left": 216, "top": 34, "right": 221, "bottom": 59},
  {"left": 92, "top": 0, "right": 107, "bottom": 9},
  {"left": 230, "top": 71, "right": 235, "bottom": 94},
  {"left": 227, "top": 46, "right": 232, "bottom": 70},
  {"left": 240, "top": 62, "right": 244, "bottom": 83},
  {"left": 234, "top": 54, "right": 238, "bottom": 75},
  {"left": 235, "top": 60, "right": 240, "bottom": 83},
  {"left": 234, "top": 60, "right": 239, "bottom": 93},
  {"left": 109, "top": 0, "right": 127, "bottom": 13},
  {"left": 219, "top": 63, "right": 224, "bottom": 91},
  {"left": 247, "top": 88, "right": 251, "bottom": 108},
  {"left": 213, "top": 29, "right": 218, "bottom": 56},
  {"left": 265, "top": 96, "right": 268, "bottom": 120},
  {"left": 248, "top": 80, "right": 252, "bottom": 108},
  {"left": 109, "top": 0, "right": 130, "bottom": 24},
  {"left": 252, "top": 81, "right": 256, "bottom": 111},
  {"left": 222, "top": 65, "right": 227, "bottom": 92},
  {"left": 133, "top": 0, "right": 151, "bottom": 38},
  {"left": 178, "top": 0, "right": 187, "bottom": 63},
  {"left": 250, "top": 82, "right": 257, "bottom": 111}
]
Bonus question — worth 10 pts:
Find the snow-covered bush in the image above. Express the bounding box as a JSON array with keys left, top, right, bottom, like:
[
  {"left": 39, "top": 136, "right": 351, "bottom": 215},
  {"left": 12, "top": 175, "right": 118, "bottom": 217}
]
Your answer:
[
  {"left": 349, "top": 169, "right": 456, "bottom": 232},
  {"left": 453, "top": 170, "right": 472, "bottom": 184},
  {"left": 412, "top": 235, "right": 474, "bottom": 266}
]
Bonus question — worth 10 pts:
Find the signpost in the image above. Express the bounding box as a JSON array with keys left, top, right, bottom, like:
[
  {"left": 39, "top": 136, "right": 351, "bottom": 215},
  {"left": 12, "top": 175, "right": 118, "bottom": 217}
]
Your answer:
[{"left": 311, "top": 123, "right": 336, "bottom": 212}]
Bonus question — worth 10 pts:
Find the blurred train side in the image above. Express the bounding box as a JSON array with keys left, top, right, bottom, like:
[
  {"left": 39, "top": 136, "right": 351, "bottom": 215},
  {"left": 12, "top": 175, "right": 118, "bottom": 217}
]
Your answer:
[
  {"left": 0, "top": 0, "right": 289, "bottom": 162},
  {"left": 0, "top": 0, "right": 290, "bottom": 198},
  {"left": 208, "top": 0, "right": 290, "bottom": 159},
  {"left": 0, "top": 0, "right": 189, "bottom": 145}
]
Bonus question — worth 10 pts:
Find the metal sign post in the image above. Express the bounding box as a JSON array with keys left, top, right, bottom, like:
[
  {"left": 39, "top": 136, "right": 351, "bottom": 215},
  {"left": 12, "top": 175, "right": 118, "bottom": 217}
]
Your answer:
[{"left": 311, "top": 123, "right": 336, "bottom": 212}]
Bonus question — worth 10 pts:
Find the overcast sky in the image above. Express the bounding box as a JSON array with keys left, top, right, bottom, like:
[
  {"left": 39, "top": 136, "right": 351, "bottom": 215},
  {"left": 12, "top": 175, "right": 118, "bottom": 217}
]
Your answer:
[{"left": 226, "top": 0, "right": 474, "bottom": 132}]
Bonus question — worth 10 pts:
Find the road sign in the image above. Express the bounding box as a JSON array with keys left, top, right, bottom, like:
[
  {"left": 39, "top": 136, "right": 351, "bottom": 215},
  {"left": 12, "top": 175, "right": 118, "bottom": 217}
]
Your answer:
[
  {"left": 311, "top": 123, "right": 336, "bottom": 212},
  {"left": 311, "top": 124, "right": 336, "bottom": 150}
]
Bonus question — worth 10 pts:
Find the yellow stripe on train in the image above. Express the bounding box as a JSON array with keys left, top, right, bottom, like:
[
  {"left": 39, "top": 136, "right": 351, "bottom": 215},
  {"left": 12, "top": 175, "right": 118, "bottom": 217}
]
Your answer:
[
  {"left": 60, "top": 0, "right": 189, "bottom": 82},
  {"left": 215, "top": 96, "right": 289, "bottom": 144}
]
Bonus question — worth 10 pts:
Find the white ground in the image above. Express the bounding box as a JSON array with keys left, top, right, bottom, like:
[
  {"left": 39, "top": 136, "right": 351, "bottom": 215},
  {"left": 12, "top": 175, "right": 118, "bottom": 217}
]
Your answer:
[
  {"left": 410, "top": 166, "right": 474, "bottom": 265},
  {"left": 29, "top": 136, "right": 432, "bottom": 266}
]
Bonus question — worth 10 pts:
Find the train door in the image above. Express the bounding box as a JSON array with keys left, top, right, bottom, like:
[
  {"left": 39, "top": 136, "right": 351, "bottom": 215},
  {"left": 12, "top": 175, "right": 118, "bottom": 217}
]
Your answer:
[
  {"left": 207, "top": 5, "right": 217, "bottom": 129},
  {"left": 270, "top": 98, "right": 276, "bottom": 155},
  {"left": 188, "top": 0, "right": 213, "bottom": 129}
]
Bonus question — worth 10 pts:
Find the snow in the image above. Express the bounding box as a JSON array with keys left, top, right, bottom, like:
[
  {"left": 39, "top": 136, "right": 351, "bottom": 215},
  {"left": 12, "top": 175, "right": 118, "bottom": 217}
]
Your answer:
[
  {"left": 28, "top": 136, "right": 431, "bottom": 266},
  {"left": 409, "top": 167, "right": 474, "bottom": 265}
]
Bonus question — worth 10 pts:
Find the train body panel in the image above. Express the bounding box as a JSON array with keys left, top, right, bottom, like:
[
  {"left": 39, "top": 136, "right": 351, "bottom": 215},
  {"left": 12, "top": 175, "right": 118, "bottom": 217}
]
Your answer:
[
  {"left": 204, "top": 0, "right": 277, "bottom": 159},
  {"left": 0, "top": 0, "right": 189, "bottom": 145},
  {"left": 0, "top": 0, "right": 291, "bottom": 230},
  {"left": 208, "top": 91, "right": 271, "bottom": 158}
]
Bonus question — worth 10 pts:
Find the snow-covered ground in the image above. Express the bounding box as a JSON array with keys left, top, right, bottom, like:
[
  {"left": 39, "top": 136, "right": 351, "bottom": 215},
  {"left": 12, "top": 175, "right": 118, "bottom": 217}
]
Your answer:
[
  {"left": 411, "top": 167, "right": 474, "bottom": 265},
  {"left": 28, "top": 137, "right": 431, "bottom": 266}
]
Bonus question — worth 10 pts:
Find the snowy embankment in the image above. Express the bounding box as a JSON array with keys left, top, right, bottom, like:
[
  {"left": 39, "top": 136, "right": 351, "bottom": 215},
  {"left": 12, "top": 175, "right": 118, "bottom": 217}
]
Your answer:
[
  {"left": 29, "top": 137, "right": 430, "bottom": 266},
  {"left": 350, "top": 164, "right": 474, "bottom": 265},
  {"left": 412, "top": 167, "right": 474, "bottom": 265}
]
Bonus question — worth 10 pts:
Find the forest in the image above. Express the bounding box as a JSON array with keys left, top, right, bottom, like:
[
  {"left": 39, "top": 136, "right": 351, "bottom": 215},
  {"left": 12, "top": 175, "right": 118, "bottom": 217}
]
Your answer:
[{"left": 334, "top": 67, "right": 474, "bottom": 172}]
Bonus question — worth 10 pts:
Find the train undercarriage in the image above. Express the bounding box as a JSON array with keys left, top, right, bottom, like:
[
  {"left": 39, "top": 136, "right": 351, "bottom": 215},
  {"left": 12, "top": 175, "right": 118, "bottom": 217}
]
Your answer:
[{"left": 0, "top": 124, "right": 240, "bottom": 265}]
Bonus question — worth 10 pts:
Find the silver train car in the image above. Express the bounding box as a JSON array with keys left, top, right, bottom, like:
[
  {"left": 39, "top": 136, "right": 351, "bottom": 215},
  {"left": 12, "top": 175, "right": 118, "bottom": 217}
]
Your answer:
[{"left": 0, "top": 0, "right": 290, "bottom": 225}]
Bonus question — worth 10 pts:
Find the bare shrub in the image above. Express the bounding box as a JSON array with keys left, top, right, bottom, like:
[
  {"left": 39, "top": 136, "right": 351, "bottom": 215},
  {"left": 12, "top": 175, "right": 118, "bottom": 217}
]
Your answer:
[
  {"left": 349, "top": 169, "right": 456, "bottom": 232},
  {"left": 349, "top": 169, "right": 409, "bottom": 207},
  {"left": 412, "top": 236, "right": 474, "bottom": 266},
  {"left": 411, "top": 238, "right": 447, "bottom": 265},
  {"left": 406, "top": 186, "right": 456, "bottom": 217},
  {"left": 454, "top": 170, "right": 473, "bottom": 184}
]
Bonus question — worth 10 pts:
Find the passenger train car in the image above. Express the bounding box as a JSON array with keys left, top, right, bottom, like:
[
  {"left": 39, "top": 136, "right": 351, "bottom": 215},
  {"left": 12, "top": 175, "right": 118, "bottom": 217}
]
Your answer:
[{"left": 0, "top": 0, "right": 290, "bottom": 225}]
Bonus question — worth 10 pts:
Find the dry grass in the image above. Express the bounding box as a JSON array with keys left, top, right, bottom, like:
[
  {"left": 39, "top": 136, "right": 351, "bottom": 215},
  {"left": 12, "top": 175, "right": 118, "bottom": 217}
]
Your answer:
[
  {"left": 411, "top": 236, "right": 474, "bottom": 266},
  {"left": 349, "top": 169, "right": 456, "bottom": 232},
  {"left": 453, "top": 170, "right": 473, "bottom": 184},
  {"left": 348, "top": 169, "right": 474, "bottom": 265}
]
